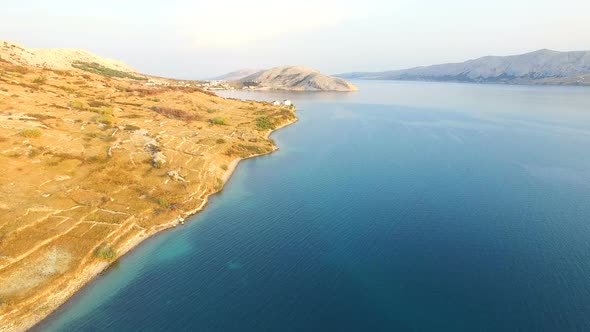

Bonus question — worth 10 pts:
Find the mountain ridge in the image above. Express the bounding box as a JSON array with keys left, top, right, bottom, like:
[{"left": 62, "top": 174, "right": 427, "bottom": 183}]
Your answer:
[
  {"left": 0, "top": 40, "right": 136, "bottom": 73},
  {"left": 210, "top": 68, "right": 262, "bottom": 81},
  {"left": 337, "top": 49, "right": 590, "bottom": 85}
]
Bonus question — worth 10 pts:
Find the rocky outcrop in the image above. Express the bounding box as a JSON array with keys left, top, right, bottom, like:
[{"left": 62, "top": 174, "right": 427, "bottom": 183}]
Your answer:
[{"left": 0, "top": 40, "right": 136, "bottom": 72}]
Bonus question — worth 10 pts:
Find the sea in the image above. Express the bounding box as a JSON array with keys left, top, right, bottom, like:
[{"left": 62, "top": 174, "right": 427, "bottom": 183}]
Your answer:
[{"left": 34, "top": 80, "right": 590, "bottom": 331}]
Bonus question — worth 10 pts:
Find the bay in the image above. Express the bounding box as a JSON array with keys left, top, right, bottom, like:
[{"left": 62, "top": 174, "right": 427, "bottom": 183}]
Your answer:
[{"left": 35, "top": 81, "right": 590, "bottom": 331}]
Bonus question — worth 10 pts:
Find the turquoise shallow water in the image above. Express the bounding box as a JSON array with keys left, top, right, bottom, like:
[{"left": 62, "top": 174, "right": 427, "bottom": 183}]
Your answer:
[{"left": 35, "top": 81, "right": 590, "bottom": 331}]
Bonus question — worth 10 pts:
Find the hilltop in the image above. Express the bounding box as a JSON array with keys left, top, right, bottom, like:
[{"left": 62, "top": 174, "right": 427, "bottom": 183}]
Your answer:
[
  {"left": 0, "top": 40, "right": 137, "bottom": 74},
  {"left": 338, "top": 49, "right": 590, "bottom": 85},
  {"left": 0, "top": 41, "right": 296, "bottom": 331},
  {"left": 225, "top": 66, "right": 358, "bottom": 91}
]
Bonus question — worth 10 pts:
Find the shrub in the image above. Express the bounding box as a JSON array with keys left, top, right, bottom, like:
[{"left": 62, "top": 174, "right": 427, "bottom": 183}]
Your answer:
[
  {"left": 91, "top": 107, "right": 114, "bottom": 116},
  {"left": 69, "top": 100, "right": 85, "bottom": 110},
  {"left": 216, "top": 138, "right": 226, "bottom": 144},
  {"left": 88, "top": 100, "right": 112, "bottom": 108},
  {"left": 220, "top": 164, "right": 228, "bottom": 171},
  {"left": 32, "top": 76, "right": 47, "bottom": 84},
  {"left": 95, "top": 244, "right": 117, "bottom": 261},
  {"left": 19, "top": 128, "right": 42, "bottom": 138},
  {"left": 120, "top": 113, "right": 142, "bottom": 119},
  {"left": 209, "top": 117, "right": 226, "bottom": 125},
  {"left": 97, "top": 114, "right": 113, "bottom": 125},
  {"left": 149, "top": 106, "right": 199, "bottom": 121},
  {"left": 124, "top": 124, "right": 141, "bottom": 131},
  {"left": 239, "top": 144, "right": 264, "bottom": 154},
  {"left": 207, "top": 108, "right": 216, "bottom": 113},
  {"left": 255, "top": 116, "right": 274, "bottom": 130},
  {"left": 158, "top": 197, "right": 169, "bottom": 208}
]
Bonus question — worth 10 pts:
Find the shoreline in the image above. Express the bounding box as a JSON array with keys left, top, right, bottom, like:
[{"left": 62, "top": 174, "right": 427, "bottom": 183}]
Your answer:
[{"left": 8, "top": 116, "right": 299, "bottom": 332}]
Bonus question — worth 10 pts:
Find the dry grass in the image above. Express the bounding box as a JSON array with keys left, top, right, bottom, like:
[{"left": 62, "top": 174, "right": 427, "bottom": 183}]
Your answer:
[
  {"left": 0, "top": 59, "right": 296, "bottom": 329},
  {"left": 149, "top": 106, "right": 200, "bottom": 121},
  {"left": 19, "top": 128, "right": 42, "bottom": 138}
]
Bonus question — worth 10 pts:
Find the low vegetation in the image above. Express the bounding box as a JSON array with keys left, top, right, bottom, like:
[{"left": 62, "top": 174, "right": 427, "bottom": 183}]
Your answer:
[
  {"left": 239, "top": 144, "right": 267, "bottom": 155},
  {"left": 149, "top": 106, "right": 200, "bottom": 121},
  {"left": 96, "top": 114, "right": 113, "bottom": 125},
  {"left": 19, "top": 128, "right": 42, "bottom": 138},
  {"left": 256, "top": 116, "right": 274, "bottom": 130},
  {"left": 123, "top": 124, "right": 141, "bottom": 131},
  {"left": 209, "top": 117, "right": 226, "bottom": 125},
  {"left": 72, "top": 61, "right": 147, "bottom": 80},
  {"left": 157, "top": 197, "right": 170, "bottom": 208},
  {"left": 94, "top": 244, "right": 117, "bottom": 261},
  {"left": 88, "top": 100, "right": 112, "bottom": 108},
  {"left": 69, "top": 100, "right": 85, "bottom": 110},
  {"left": 32, "top": 76, "right": 47, "bottom": 84}
]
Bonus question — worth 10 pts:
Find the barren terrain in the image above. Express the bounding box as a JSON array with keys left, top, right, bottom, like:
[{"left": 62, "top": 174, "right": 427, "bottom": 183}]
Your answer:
[{"left": 0, "top": 58, "right": 296, "bottom": 331}]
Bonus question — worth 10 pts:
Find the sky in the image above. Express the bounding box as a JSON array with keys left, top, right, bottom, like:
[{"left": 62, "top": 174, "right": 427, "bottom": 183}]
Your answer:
[{"left": 1, "top": 0, "right": 589, "bottom": 79}]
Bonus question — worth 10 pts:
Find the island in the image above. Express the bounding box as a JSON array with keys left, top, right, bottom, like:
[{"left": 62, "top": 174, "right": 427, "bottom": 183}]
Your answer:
[{"left": 216, "top": 66, "right": 358, "bottom": 91}]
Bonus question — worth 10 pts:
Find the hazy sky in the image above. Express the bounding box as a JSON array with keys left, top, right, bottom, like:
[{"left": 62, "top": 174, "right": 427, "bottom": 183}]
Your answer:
[{"left": 2, "top": 0, "right": 589, "bottom": 78}]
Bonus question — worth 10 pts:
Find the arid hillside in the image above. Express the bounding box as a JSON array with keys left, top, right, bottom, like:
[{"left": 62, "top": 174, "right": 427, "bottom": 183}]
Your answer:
[
  {"left": 239, "top": 66, "right": 358, "bottom": 91},
  {"left": 0, "top": 55, "right": 296, "bottom": 331},
  {"left": 0, "top": 40, "right": 137, "bottom": 73}
]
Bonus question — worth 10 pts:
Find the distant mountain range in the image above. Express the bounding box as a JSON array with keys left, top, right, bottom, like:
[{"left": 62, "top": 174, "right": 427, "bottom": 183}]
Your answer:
[
  {"left": 223, "top": 66, "right": 358, "bottom": 91},
  {"left": 337, "top": 49, "right": 590, "bottom": 86},
  {"left": 210, "top": 68, "right": 262, "bottom": 81}
]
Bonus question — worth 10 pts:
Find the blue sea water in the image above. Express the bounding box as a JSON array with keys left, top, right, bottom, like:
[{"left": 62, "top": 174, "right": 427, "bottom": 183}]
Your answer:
[{"left": 34, "top": 81, "right": 590, "bottom": 331}]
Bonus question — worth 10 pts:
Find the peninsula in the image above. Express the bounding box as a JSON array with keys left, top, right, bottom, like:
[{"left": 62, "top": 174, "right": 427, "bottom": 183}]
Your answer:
[{"left": 0, "top": 41, "right": 297, "bottom": 331}]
